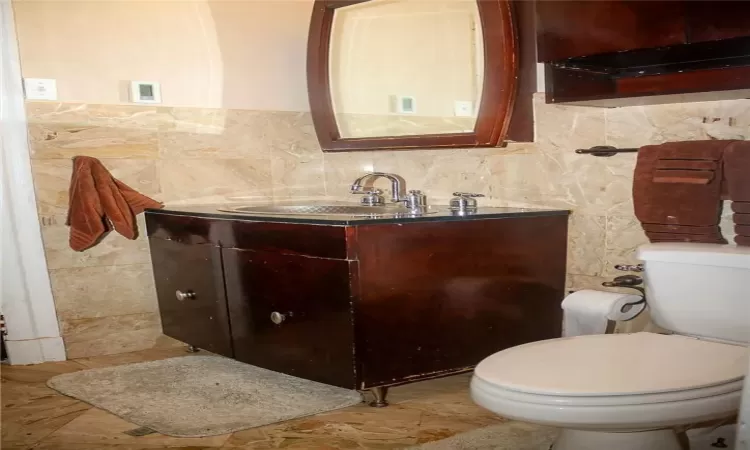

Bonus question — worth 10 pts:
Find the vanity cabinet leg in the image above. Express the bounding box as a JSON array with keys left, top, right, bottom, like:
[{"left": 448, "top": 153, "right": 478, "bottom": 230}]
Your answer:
[
  {"left": 369, "top": 386, "right": 389, "bottom": 407},
  {"left": 186, "top": 345, "right": 200, "bottom": 353}
]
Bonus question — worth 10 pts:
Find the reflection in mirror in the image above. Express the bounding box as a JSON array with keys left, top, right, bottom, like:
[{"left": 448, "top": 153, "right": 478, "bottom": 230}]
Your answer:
[{"left": 329, "top": 0, "right": 484, "bottom": 139}]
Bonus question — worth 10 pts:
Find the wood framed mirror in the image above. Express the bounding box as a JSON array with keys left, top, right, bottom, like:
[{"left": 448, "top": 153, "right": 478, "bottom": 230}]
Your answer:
[{"left": 307, "top": 0, "right": 520, "bottom": 152}]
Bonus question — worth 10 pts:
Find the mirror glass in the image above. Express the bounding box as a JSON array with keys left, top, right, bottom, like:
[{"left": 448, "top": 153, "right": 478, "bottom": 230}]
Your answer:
[{"left": 329, "top": 0, "right": 484, "bottom": 139}]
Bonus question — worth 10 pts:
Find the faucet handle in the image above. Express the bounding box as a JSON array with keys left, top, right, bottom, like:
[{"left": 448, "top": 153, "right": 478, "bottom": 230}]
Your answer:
[
  {"left": 404, "top": 190, "right": 427, "bottom": 210},
  {"left": 353, "top": 189, "right": 385, "bottom": 206},
  {"left": 449, "top": 192, "right": 484, "bottom": 213}
]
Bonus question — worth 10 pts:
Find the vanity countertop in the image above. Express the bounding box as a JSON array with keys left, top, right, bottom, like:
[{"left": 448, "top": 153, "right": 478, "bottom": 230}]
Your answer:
[{"left": 145, "top": 203, "right": 570, "bottom": 226}]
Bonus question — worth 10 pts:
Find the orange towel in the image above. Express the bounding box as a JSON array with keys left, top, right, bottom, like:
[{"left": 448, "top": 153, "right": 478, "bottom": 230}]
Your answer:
[{"left": 66, "top": 156, "right": 162, "bottom": 251}]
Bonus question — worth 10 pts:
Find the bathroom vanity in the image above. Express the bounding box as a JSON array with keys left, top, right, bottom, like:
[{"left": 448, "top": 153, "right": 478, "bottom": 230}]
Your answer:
[{"left": 145, "top": 204, "right": 569, "bottom": 404}]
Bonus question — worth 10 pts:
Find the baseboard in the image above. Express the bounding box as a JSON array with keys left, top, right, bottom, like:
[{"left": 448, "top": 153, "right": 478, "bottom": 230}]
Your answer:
[{"left": 5, "top": 336, "right": 66, "bottom": 365}]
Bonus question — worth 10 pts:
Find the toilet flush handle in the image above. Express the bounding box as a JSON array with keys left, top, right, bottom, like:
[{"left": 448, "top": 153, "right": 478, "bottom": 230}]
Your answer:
[{"left": 614, "top": 263, "right": 643, "bottom": 272}]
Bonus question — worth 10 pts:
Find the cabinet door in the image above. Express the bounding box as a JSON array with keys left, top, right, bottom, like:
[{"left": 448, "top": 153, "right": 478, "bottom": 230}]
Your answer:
[
  {"left": 686, "top": 1, "right": 750, "bottom": 43},
  {"left": 223, "top": 249, "right": 356, "bottom": 388},
  {"left": 148, "top": 238, "right": 233, "bottom": 356},
  {"left": 536, "top": 1, "right": 686, "bottom": 61},
  {"left": 353, "top": 217, "right": 568, "bottom": 388}
]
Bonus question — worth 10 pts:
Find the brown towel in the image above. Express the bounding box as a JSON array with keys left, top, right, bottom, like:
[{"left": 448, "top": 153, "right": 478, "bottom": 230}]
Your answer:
[
  {"left": 652, "top": 169, "right": 714, "bottom": 184},
  {"left": 724, "top": 141, "right": 750, "bottom": 246},
  {"left": 645, "top": 232, "right": 727, "bottom": 244},
  {"left": 641, "top": 223, "right": 721, "bottom": 235},
  {"left": 655, "top": 159, "right": 718, "bottom": 171},
  {"left": 653, "top": 159, "right": 717, "bottom": 184},
  {"left": 724, "top": 141, "right": 750, "bottom": 201},
  {"left": 634, "top": 141, "right": 729, "bottom": 227},
  {"left": 67, "top": 156, "right": 162, "bottom": 251}
]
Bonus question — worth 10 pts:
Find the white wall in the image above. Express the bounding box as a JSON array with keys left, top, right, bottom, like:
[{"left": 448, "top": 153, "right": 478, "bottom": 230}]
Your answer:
[{"left": 12, "top": 0, "right": 313, "bottom": 110}]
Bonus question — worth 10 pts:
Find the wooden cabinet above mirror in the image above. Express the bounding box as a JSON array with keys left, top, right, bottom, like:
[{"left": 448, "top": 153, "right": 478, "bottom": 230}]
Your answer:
[
  {"left": 537, "top": 0, "right": 750, "bottom": 106},
  {"left": 307, "top": 0, "right": 533, "bottom": 152}
]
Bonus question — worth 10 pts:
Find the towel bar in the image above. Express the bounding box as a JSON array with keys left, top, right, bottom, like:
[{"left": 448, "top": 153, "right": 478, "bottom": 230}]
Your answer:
[{"left": 576, "top": 146, "right": 639, "bottom": 157}]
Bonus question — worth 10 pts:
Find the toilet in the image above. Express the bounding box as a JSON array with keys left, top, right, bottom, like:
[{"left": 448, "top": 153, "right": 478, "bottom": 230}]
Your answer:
[{"left": 471, "top": 243, "right": 750, "bottom": 450}]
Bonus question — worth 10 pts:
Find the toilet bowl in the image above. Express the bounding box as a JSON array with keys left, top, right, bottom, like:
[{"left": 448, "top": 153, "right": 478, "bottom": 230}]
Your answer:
[{"left": 470, "top": 243, "right": 750, "bottom": 450}]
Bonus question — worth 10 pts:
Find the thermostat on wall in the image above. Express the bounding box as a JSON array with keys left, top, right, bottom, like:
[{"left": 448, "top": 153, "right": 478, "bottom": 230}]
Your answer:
[
  {"left": 397, "top": 95, "right": 416, "bottom": 114},
  {"left": 391, "top": 95, "right": 416, "bottom": 114},
  {"left": 130, "top": 81, "right": 161, "bottom": 104}
]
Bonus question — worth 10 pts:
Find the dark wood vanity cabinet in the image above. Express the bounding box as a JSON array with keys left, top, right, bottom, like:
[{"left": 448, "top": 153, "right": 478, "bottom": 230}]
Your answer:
[
  {"left": 149, "top": 239, "right": 233, "bottom": 357},
  {"left": 223, "top": 249, "right": 357, "bottom": 387},
  {"left": 353, "top": 219, "right": 568, "bottom": 387},
  {"left": 146, "top": 208, "right": 568, "bottom": 392}
]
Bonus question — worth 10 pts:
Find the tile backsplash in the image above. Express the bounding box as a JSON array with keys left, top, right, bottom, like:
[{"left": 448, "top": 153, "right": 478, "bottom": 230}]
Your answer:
[{"left": 26, "top": 94, "right": 750, "bottom": 358}]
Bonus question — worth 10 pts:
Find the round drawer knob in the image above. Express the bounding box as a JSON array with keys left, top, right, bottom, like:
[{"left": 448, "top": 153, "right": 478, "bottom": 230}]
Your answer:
[
  {"left": 270, "top": 312, "right": 286, "bottom": 325},
  {"left": 175, "top": 290, "right": 196, "bottom": 301}
]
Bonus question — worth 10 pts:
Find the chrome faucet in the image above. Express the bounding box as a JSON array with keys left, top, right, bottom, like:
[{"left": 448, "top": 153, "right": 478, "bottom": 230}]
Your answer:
[
  {"left": 350, "top": 172, "right": 427, "bottom": 210},
  {"left": 351, "top": 172, "right": 406, "bottom": 202}
]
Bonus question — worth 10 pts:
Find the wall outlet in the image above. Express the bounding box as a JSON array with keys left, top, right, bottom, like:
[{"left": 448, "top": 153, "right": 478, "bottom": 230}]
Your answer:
[
  {"left": 23, "top": 78, "right": 57, "bottom": 101},
  {"left": 454, "top": 101, "right": 474, "bottom": 117}
]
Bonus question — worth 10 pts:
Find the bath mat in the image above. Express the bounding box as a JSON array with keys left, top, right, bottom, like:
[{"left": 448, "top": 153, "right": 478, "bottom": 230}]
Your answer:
[
  {"left": 47, "top": 355, "right": 362, "bottom": 437},
  {"left": 411, "top": 421, "right": 558, "bottom": 450}
]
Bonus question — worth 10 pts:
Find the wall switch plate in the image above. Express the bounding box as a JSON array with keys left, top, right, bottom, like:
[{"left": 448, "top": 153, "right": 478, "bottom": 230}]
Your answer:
[
  {"left": 23, "top": 78, "right": 57, "bottom": 101},
  {"left": 129, "top": 81, "right": 161, "bottom": 104},
  {"left": 454, "top": 101, "right": 474, "bottom": 117}
]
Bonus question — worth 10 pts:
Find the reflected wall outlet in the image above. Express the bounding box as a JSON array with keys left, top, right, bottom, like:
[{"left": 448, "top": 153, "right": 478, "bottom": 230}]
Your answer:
[
  {"left": 23, "top": 78, "right": 57, "bottom": 101},
  {"left": 454, "top": 101, "right": 473, "bottom": 117}
]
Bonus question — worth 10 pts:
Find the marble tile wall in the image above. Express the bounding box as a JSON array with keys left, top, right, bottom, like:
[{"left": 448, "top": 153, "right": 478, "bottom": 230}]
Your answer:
[{"left": 25, "top": 94, "right": 750, "bottom": 358}]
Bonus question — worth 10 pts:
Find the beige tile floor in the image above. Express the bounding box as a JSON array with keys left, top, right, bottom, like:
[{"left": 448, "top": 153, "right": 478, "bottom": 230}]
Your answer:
[{"left": 1, "top": 347, "right": 507, "bottom": 449}]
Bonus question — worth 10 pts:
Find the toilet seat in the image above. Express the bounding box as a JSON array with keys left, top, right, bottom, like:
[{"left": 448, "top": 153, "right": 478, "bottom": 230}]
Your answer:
[
  {"left": 474, "top": 332, "right": 749, "bottom": 397},
  {"left": 471, "top": 332, "right": 749, "bottom": 430},
  {"left": 471, "top": 375, "right": 744, "bottom": 430}
]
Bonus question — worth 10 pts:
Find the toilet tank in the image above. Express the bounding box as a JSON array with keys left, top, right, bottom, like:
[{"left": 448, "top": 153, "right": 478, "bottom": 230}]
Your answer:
[{"left": 638, "top": 243, "right": 750, "bottom": 344}]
